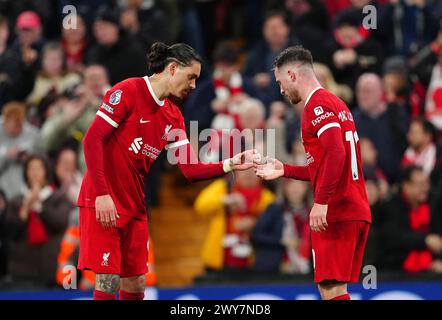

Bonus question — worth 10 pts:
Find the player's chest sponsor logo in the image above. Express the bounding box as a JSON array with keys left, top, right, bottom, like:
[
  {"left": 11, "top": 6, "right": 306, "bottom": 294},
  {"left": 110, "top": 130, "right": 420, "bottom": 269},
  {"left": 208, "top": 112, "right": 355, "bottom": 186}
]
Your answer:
[
  {"left": 129, "top": 137, "right": 143, "bottom": 154},
  {"left": 101, "top": 252, "right": 110, "bottom": 266},
  {"left": 128, "top": 136, "right": 161, "bottom": 160},
  {"left": 311, "top": 111, "right": 335, "bottom": 126},
  {"left": 109, "top": 89, "right": 122, "bottom": 105}
]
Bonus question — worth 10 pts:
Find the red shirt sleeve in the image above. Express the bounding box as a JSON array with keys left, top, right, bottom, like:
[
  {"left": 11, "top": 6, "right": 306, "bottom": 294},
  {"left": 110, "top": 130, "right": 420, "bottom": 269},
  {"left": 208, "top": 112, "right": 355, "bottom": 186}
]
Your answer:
[
  {"left": 164, "top": 113, "right": 226, "bottom": 182},
  {"left": 283, "top": 164, "right": 310, "bottom": 181},
  {"left": 314, "top": 127, "right": 346, "bottom": 204},
  {"left": 83, "top": 81, "right": 134, "bottom": 196},
  {"left": 176, "top": 143, "right": 226, "bottom": 182},
  {"left": 83, "top": 116, "right": 116, "bottom": 195}
]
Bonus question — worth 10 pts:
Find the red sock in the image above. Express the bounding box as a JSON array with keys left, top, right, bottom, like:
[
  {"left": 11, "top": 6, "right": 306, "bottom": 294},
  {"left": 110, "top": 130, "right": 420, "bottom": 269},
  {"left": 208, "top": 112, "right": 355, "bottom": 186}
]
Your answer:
[
  {"left": 120, "top": 290, "right": 145, "bottom": 300},
  {"left": 93, "top": 290, "right": 116, "bottom": 300},
  {"left": 331, "top": 293, "right": 351, "bottom": 300}
]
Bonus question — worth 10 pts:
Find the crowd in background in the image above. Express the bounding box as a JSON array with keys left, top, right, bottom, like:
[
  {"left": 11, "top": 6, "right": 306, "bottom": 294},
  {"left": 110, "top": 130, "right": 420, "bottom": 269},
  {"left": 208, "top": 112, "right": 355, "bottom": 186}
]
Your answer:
[{"left": 1, "top": 0, "right": 442, "bottom": 289}]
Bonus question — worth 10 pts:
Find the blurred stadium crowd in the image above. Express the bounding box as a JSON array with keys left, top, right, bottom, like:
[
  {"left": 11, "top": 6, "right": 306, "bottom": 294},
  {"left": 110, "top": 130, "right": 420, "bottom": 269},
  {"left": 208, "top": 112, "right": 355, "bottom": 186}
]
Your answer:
[{"left": 1, "top": 0, "right": 442, "bottom": 290}]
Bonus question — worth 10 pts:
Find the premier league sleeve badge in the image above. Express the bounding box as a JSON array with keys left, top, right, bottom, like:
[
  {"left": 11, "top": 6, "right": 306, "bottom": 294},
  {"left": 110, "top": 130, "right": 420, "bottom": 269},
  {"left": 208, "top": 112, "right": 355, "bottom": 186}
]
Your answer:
[{"left": 109, "top": 89, "right": 122, "bottom": 105}]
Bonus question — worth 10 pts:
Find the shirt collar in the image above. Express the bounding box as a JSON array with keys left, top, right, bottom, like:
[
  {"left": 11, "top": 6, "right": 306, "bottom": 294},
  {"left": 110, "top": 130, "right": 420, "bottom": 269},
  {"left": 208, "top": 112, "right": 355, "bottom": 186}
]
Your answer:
[
  {"left": 305, "top": 86, "right": 323, "bottom": 106},
  {"left": 144, "top": 76, "right": 165, "bottom": 106}
]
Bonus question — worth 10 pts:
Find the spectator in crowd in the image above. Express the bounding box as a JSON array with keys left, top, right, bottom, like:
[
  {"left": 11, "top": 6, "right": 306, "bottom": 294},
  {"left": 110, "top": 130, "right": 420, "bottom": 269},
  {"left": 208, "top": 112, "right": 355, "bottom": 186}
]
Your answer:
[
  {"left": 382, "top": 56, "right": 419, "bottom": 118},
  {"left": 409, "top": 26, "right": 442, "bottom": 90},
  {"left": 424, "top": 42, "right": 442, "bottom": 131},
  {"left": 283, "top": 96, "right": 304, "bottom": 155},
  {"left": 26, "top": 41, "right": 81, "bottom": 107},
  {"left": 252, "top": 178, "right": 311, "bottom": 274},
  {"left": 244, "top": 11, "right": 299, "bottom": 106},
  {"left": 290, "top": 138, "right": 308, "bottom": 166},
  {"left": 313, "top": 62, "right": 353, "bottom": 105},
  {"left": 284, "top": 0, "right": 329, "bottom": 31},
  {"left": 365, "top": 177, "right": 384, "bottom": 218},
  {"left": 0, "top": 102, "right": 40, "bottom": 199},
  {"left": 282, "top": 0, "right": 330, "bottom": 64},
  {"left": 235, "top": 98, "right": 266, "bottom": 138},
  {"left": 194, "top": 169, "right": 275, "bottom": 273},
  {"left": 266, "top": 101, "right": 293, "bottom": 164},
  {"left": 0, "top": 15, "right": 21, "bottom": 109},
  {"left": 119, "top": 0, "right": 174, "bottom": 50},
  {"left": 10, "top": 11, "right": 46, "bottom": 102},
  {"left": 0, "top": 189, "right": 8, "bottom": 282},
  {"left": 11, "top": 10, "right": 45, "bottom": 56},
  {"left": 363, "top": 175, "right": 385, "bottom": 266},
  {"left": 353, "top": 73, "right": 408, "bottom": 182},
  {"left": 204, "top": 97, "right": 267, "bottom": 163},
  {"left": 402, "top": 117, "right": 438, "bottom": 176},
  {"left": 377, "top": 166, "right": 442, "bottom": 273},
  {"left": 184, "top": 42, "right": 260, "bottom": 131},
  {"left": 5, "top": 154, "right": 72, "bottom": 287},
  {"left": 328, "top": 9, "right": 384, "bottom": 89},
  {"left": 176, "top": 0, "right": 207, "bottom": 70},
  {"left": 54, "top": 148, "right": 82, "bottom": 205},
  {"left": 61, "top": 13, "right": 88, "bottom": 73},
  {"left": 41, "top": 64, "right": 110, "bottom": 172},
  {"left": 322, "top": 0, "right": 353, "bottom": 20},
  {"left": 52, "top": 148, "right": 94, "bottom": 290},
  {"left": 429, "top": 169, "right": 442, "bottom": 241},
  {"left": 85, "top": 6, "right": 146, "bottom": 84},
  {"left": 378, "top": 0, "right": 439, "bottom": 57},
  {"left": 360, "top": 137, "right": 390, "bottom": 200}
]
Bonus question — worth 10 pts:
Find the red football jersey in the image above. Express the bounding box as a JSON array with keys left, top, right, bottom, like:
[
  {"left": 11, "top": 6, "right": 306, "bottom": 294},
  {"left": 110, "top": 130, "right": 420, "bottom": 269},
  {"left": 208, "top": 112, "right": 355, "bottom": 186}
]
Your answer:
[
  {"left": 77, "top": 76, "right": 189, "bottom": 219},
  {"left": 302, "top": 87, "right": 371, "bottom": 223}
]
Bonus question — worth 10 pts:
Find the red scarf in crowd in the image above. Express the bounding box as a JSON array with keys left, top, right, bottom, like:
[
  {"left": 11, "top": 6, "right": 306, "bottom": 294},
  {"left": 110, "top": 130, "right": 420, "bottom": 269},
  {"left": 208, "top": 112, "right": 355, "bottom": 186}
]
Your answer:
[
  {"left": 224, "top": 184, "right": 263, "bottom": 268},
  {"left": 402, "top": 193, "right": 432, "bottom": 273},
  {"left": 213, "top": 71, "right": 243, "bottom": 103},
  {"left": 26, "top": 185, "right": 55, "bottom": 246}
]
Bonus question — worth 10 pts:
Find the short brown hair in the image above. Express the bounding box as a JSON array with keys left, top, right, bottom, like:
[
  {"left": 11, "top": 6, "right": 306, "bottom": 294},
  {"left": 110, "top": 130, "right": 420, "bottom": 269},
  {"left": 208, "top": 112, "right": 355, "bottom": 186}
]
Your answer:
[
  {"left": 273, "top": 45, "right": 313, "bottom": 69},
  {"left": 2, "top": 101, "right": 26, "bottom": 124}
]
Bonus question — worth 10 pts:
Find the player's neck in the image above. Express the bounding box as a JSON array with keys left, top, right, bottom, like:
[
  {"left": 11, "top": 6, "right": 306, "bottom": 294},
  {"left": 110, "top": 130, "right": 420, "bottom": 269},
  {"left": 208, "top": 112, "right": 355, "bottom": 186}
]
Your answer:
[
  {"left": 148, "top": 74, "right": 169, "bottom": 100},
  {"left": 300, "top": 79, "right": 322, "bottom": 105}
]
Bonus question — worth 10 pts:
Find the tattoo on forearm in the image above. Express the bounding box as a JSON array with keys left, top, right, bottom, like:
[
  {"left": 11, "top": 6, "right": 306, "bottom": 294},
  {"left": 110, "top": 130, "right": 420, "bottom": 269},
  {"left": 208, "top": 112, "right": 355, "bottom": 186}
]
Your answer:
[{"left": 96, "top": 274, "right": 120, "bottom": 294}]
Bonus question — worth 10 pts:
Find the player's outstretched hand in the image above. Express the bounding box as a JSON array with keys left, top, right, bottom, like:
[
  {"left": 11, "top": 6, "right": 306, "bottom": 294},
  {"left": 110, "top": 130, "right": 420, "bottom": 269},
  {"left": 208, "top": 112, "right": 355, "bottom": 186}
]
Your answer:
[
  {"left": 95, "top": 194, "right": 120, "bottom": 229},
  {"left": 229, "top": 149, "right": 260, "bottom": 171},
  {"left": 309, "top": 203, "right": 328, "bottom": 232},
  {"left": 254, "top": 157, "right": 284, "bottom": 180}
]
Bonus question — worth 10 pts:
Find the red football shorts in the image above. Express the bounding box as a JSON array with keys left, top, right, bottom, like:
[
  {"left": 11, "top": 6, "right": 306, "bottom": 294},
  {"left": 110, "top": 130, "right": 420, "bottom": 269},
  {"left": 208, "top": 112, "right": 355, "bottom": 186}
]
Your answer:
[
  {"left": 78, "top": 207, "right": 149, "bottom": 277},
  {"left": 311, "top": 220, "right": 370, "bottom": 284}
]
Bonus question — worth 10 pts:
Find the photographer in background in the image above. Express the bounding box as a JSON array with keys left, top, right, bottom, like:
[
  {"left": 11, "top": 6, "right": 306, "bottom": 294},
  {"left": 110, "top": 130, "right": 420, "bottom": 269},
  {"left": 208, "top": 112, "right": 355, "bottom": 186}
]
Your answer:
[{"left": 40, "top": 64, "right": 110, "bottom": 172}]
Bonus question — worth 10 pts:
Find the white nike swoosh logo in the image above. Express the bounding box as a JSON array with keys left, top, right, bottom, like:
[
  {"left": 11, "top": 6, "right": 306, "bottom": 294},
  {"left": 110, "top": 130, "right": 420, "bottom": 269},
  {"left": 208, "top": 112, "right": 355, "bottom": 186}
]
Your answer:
[{"left": 140, "top": 118, "right": 150, "bottom": 124}]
